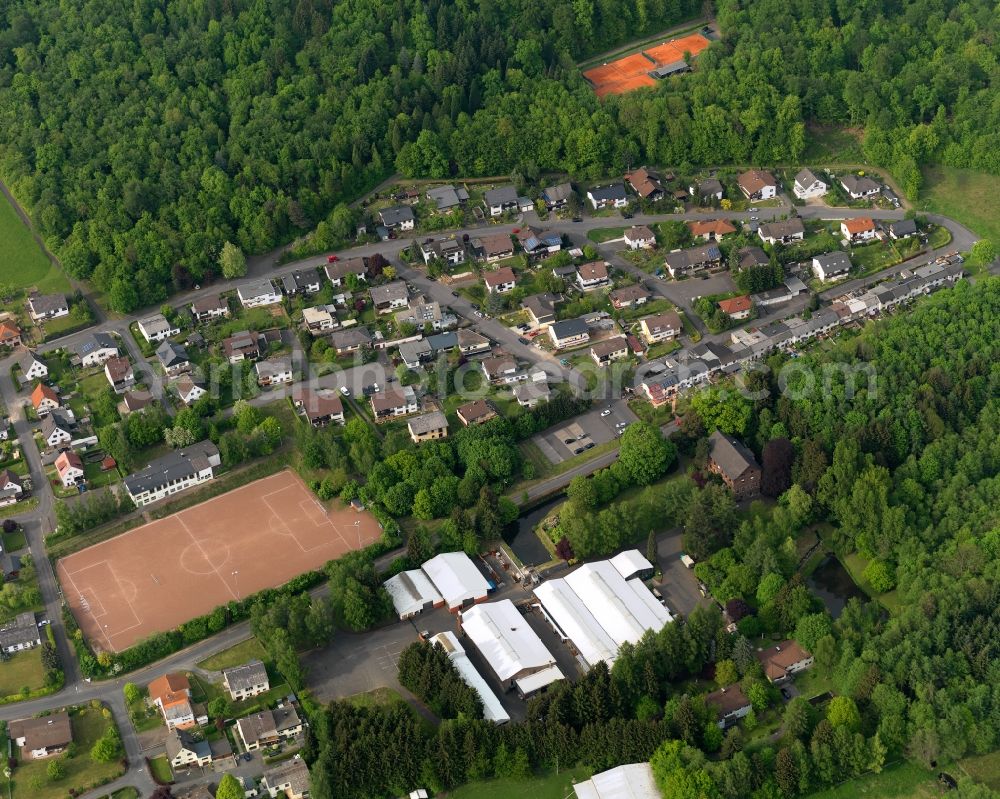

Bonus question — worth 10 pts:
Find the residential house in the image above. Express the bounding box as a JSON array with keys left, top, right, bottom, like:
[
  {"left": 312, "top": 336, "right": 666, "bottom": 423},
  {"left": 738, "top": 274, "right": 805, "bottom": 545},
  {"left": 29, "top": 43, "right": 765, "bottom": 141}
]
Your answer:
[
  {"left": 426, "top": 185, "right": 469, "bottom": 211},
  {"left": 687, "top": 219, "right": 736, "bottom": 241},
  {"left": 718, "top": 295, "right": 752, "bottom": 320},
  {"left": 624, "top": 167, "right": 663, "bottom": 201},
  {"left": 370, "top": 386, "right": 418, "bottom": 420},
  {"left": 302, "top": 306, "right": 337, "bottom": 334},
  {"left": 294, "top": 389, "right": 345, "bottom": 427},
  {"left": 190, "top": 294, "right": 229, "bottom": 321},
  {"left": 379, "top": 206, "right": 415, "bottom": 231},
  {"left": 840, "top": 174, "right": 880, "bottom": 199},
  {"left": 156, "top": 340, "right": 190, "bottom": 377},
  {"left": 137, "top": 313, "right": 180, "bottom": 343},
  {"left": 624, "top": 225, "right": 657, "bottom": 250},
  {"left": 239, "top": 280, "right": 281, "bottom": 309},
  {"left": 104, "top": 356, "right": 135, "bottom": 394},
  {"left": 255, "top": 357, "right": 294, "bottom": 387},
  {"left": 888, "top": 219, "right": 917, "bottom": 239},
  {"left": 121, "top": 390, "right": 154, "bottom": 414},
  {"left": 236, "top": 706, "right": 303, "bottom": 752},
  {"left": 0, "top": 322, "right": 21, "bottom": 348},
  {"left": 55, "top": 450, "right": 85, "bottom": 488},
  {"left": 484, "top": 267, "right": 517, "bottom": 294},
  {"left": 757, "top": 218, "right": 805, "bottom": 246},
  {"left": 812, "top": 252, "right": 852, "bottom": 282},
  {"left": 166, "top": 728, "right": 213, "bottom": 768},
  {"left": 590, "top": 336, "right": 629, "bottom": 365},
  {"left": 639, "top": 311, "right": 682, "bottom": 343},
  {"left": 516, "top": 226, "right": 563, "bottom": 259},
  {"left": 123, "top": 441, "right": 220, "bottom": 507},
  {"left": 586, "top": 183, "right": 628, "bottom": 209},
  {"left": 576, "top": 261, "right": 610, "bottom": 292},
  {"left": 610, "top": 284, "right": 651, "bottom": 310},
  {"left": 223, "top": 331, "right": 264, "bottom": 363},
  {"left": 41, "top": 410, "right": 75, "bottom": 448},
  {"left": 324, "top": 257, "right": 368, "bottom": 287},
  {"left": 175, "top": 376, "right": 207, "bottom": 406},
  {"left": 551, "top": 263, "right": 577, "bottom": 281},
  {"left": 222, "top": 660, "right": 270, "bottom": 701},
  {"left": 841, "top": 217, "right": 876, "bottom": 243},
  {"left": 27, "top": 293, "right": 69, "bottom": 322},
  {"left": 0, "top": 469, "right": 23, "bottom": 506},
  {"left": 483, "top": 186, "right": 518, "bottom": 217},
  {"left": 370, "top": 281, "right": 409, "bottom": 313},
  {"left": 421, "top": 238, "right": 466, "bottom": 266},
  {"left": 689, "top": 178, "right": 724, "bottom": 204},
  {"left": 398, "top": 339, "right": 432, "bottom": 368},
  {"left": 261, "top": 756, "right": 311, "bottom": 799},
  {"left": 18, "top": 350, "right": 48, "bottom": 381},
  {"left": 664, "top": 243, "right": 722, "bottom": 277},
  {"left": 149, "top": 672, "right": 204, "bottom": 730},
  {"left": 737, "top": 170, "right": 777, "bottom": 200},
  {"left": 481, "top": 356, "right": 525, "bottom": 384},
  {"left": 457, "top": 399, "right": 498, "bottom": 427},
  {"left": 396, "top": 298, "right": 456, "bottom": 332},
  {"left": 31, "top": 383, "right": 61, "bottom": 415},
  {"left": 472, "top": 233, "right": 515, "bottom": 263},
  {"left": 408, "top": 411, "right": 449, "bottom": 443},
  {"left": 9, "top": 712, "right": 72, "bottom": 758},
  {"left": 707, "top": 430, "right": 761, "bottom": 499},
  {"left": 0, "top": 612, "right": 40, "bottom": 654},
  {"left": 331, "top": 326, "right": 372, "bottom": 355},
  {"left": 755, "top": 640, "right": 814, "bottom": 684},
  {"left": 281, "top": 270, "right": 321, "bottom": 296},
  {"left": 522, "top": 293, "right": 559, "bottom": 327},
  {"left": 74, "top": 332, "right": 118, "bottom": 367},
  {"left": 548, "top": 318, "right": 590, "bottom": 350},
  {"left": 793, "top": 168, "right": 827, "bottom": 199},
  {"left": 541, "top": 182, "right": 573, "bottom": 210},
  {"left": 513, "top": 379, "right": 550, "bottom": 408},
  {"left": 737, "top": 246, "right": 770, "bottom": 269},
  {"left": 705, "top": 686, "right": 752, "bottom": 728}
]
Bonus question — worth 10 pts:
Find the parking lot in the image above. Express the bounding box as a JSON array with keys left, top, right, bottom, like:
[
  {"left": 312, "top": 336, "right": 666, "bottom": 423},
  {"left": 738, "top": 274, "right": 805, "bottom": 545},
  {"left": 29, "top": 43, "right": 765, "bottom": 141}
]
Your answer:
[
  {"left": 653, "top": 529, "right": 712, "bottom": 617},
  {"left": 532, "top": 399, "right": 637, "bottom": 464}
]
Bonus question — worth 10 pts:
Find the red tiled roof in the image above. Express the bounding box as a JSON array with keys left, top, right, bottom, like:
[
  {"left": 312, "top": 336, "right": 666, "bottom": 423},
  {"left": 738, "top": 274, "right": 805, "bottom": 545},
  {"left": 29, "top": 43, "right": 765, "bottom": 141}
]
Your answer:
[
  {"left": 483, "top": 267, "right": 517, "bottom": 287},
  {"left": 55, "top": 450, "right": 83, "bottom": 474},
  {"left": 0, "top": 322, "right": 20, "bottom": 341},
  {"left": 842, "top": 217, "right": 875, "bottom": 235},
  {"left": 718, "top": 295, "right": 752, "bottom": 314},
  {"left": 687, "top": 219, "right": 737, "bottom": 237},
  {"left": 31, "top": 383, "right": 59, "bottom": 408}
]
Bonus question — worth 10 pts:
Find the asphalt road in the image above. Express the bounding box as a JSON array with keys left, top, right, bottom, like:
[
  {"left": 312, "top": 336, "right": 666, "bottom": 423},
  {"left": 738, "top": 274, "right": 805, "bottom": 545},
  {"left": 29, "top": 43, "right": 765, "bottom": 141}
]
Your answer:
[{"left": 0, "top": 191, "right": 985, "bottom": 796}]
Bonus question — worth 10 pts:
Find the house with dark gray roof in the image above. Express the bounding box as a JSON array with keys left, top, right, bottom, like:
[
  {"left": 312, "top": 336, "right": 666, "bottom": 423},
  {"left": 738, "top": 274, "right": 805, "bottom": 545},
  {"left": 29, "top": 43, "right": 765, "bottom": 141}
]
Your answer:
[
  {"left": 707, "top": 430, "right": 760, "bottom": 499},
  {"left": 123, "top": 441, "right": 220, "bottom": 507},
  {"left": 331, "top": 326, "right": 372, "bottom": 354},
  {"left": 281, "top": 269, "right": 321, "bottom": 295},
  {"left": 483, "top": 186, "right": 519, "bottom": 216},
  {"left": 548, "top": 317, "right": 590, "bottom": 349},
  {"left": 426, "top": 185, "right": 469, "bottom": 211},
  {"left": 690, "top": 178, "right": 724, "bottom": 203},
  {"left": 378, "top": 205, "right": 415, "bottom": 230},
  {"left": 27, "top": 293, "right": 68, "bottom": 322},
  {"left": 0, "top": 612, "right": 40, "bottom": 654},
  {"left": 156, "top": 340, "right": 190, "bottom": 376},
  {"left": 237, "top": 280, "right": 282, "bottom": 308},
  {"left": 888, "top": 219, "right": 917, "bottom": 239},
  {"left": 793, "top": 168, "right": 827, "bottom": 199},
  {"left": 812, "top": 252, "right": 852, "bottom": 282},
  {"left": 523, "top": 293, "right": 560, "bottom": 327},
  {"left": 737, "top": 246, "right": 770, "bottom": 269},
  {"left": 664, "top": 243, "right": 722, "bottom": 277},
  {"left": 74, "top": 332, "right": 119, "bottom": 367},
  {"left": 586, "top": 183, "right": 628, "bottom": 210},
  {"left": 840, "top": 174, "right": 881, "bottom": 199},
  {"left": 166, "top": 728, "right": 213, "bottom": 768},
  {"left": 757, "top": 218, "right": 805, "bottom": 245},
  {"left": 223, "top": 660, "right": 270, "bottom": 701},
  {"left": 370, "top": 281, "right": 409, "bottom": 313},
  {"left": 18, "top": 350, "right": 47, "bottom": 382},
  {"left": 541, "top": 182, "right": 573, "bottom": 209}
]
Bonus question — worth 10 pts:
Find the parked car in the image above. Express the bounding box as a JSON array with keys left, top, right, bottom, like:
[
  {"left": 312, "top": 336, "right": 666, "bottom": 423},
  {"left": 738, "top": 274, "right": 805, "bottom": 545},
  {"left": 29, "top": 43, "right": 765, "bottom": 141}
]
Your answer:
[
  {"left": 327, "top": 254, "right": 339, "bottom": 262},
  {"left": 518, "top": 337, "right": 529, "bottom": 345},
  {"left": 340, "top": 386, "right": 351, "bottom": 397},
  {"left": 451, "top": 290, "right": 459, "bottom": 297},
  {"left": 600, "top": 409, "right": 611, "bottom": 417}
]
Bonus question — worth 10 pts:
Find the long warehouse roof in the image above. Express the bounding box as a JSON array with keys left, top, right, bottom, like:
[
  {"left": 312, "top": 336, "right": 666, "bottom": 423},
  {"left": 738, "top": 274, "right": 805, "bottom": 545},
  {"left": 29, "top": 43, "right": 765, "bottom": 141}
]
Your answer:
[
  {"left": 422, "top": 552, "right": 491, "bottom": 610},
  {"left": 430, "top": 631, "right": 510, "bottom": 724},
  {"left": 535, "top": 579, "right": 618, "bottom": 667},
  {"left": 460, "top": 599, "right": 558, "bottom": 682}
]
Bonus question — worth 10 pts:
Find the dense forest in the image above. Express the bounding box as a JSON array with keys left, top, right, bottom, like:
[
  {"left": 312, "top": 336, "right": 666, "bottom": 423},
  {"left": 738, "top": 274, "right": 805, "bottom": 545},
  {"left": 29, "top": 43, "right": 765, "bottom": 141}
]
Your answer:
[
  {"left": 298, "top": 278, "right": 1000, "bottom": 798},
  {"left": 1, "top": 0, "right": 997, "bottom": 309}
]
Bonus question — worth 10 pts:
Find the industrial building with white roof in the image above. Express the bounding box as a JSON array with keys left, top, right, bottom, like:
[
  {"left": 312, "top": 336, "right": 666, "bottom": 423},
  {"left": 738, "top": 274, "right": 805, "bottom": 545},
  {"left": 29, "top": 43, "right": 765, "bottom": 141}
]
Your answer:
[
  {"left": 535, "top": 551, "right": 672, "bottom": 668},
  {"left": 429, "top": 631, "right": 510, "bottom": 724},
  {"left": 574, "top": 762, "right": 661, "bottom": 799},
  {"left": 459, "top": 599, "right": 564, "bottom": 697},
  {"left": 383, "top": 551, "right": 491, "bottom": 618}
]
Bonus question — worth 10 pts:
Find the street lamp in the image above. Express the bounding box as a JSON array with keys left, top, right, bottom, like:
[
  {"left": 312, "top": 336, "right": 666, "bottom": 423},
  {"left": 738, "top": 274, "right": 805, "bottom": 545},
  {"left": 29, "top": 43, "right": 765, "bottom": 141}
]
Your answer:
[
  {"left": 353, "top": 520, "right": 361, "bottom": 548},
  {"left": 232, "top": 570, "right": 240, "bottom": 601}
]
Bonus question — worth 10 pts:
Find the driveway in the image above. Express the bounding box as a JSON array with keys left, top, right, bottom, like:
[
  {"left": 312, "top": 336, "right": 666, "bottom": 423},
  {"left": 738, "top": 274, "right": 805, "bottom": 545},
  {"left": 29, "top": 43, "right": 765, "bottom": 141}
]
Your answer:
[
  {"left": 532, "top": 399, "right": 635, "bottom": 464},
  {"left": 654, "top": 529, "right": 711, "bottom": 618}
]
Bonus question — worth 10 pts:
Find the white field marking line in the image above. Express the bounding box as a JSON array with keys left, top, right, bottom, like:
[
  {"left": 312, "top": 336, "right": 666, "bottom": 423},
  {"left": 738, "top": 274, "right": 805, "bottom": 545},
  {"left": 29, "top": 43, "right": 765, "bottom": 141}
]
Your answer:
[
  {"left": 260, "top": 494, "right": 311, "bottom": 554},
  {"left": 176, "top": 515, "right": 237, "bottom": 603},
  {"left": 105, "top": 561, "right": 144, "bottom": 632},
  {"left": 63, "top": 561, "right": 114, "bottom": 619},
  {"left": 59, "top": 563, "right": 114, "bottom": 655}
]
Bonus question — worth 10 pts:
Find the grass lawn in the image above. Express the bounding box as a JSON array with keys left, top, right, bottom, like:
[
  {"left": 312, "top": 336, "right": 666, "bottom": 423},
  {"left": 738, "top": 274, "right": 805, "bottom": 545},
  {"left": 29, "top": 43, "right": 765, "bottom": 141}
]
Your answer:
[
  {"left": 802, "top": 125, "right": 866, "bottom": 164},
  {"left": 803, "top": 761, "right": 938, "bottom": 798},
  {"left": 644, "top": 339, "right": 681, "bottom": 360},
  {"left": 347, "top": 686, "right": 406, "bottom": 709},
  {"left": 841, "top": 551, "right": 901, "bottom": 615},
  {"left": 926, "top": 224, "right": 952, "bottom": 249},
  {"left": 444, "top": 767, "right": 590, "bottom": 799},
  {"left": 628, "top": 398, "right": 675, "bottom": 426},
  {"left": 197, "top": 637, "right": 269, "bottom": 671},
  {"left": 3, "top": 527, "right": 28, "bottom": 551},
  {"left": 513, "top": 437, "right": 619, "bottom": 488},
  {"left": 793, "top": 665, "right": 836, "bottom": 702},
  {"left": 102, "top": 790, "right": 140, "bottom": 799},
  {"left": 0, "top": 496, "right": 39, "bottom": 520},
  {"left": 920, "top": 165, "right": 1000, "bottom": 249},
  {"left": 4, "top": 706, "right": 125, "bottom": 799},
  {"left": 587, "top": 226, "right": 626, "bottom": 243},
  {"left": 960, "top": 750, "right": 1000, "bottom": 790},
  {"left": 148, "top": 754, "right": 173, "bottom": 784},
  {"left": 0, "top": 193, "right": 69, "bottom": 294},
  {"left": 0, "top": 648, "right": 48, "bottom": 699}
]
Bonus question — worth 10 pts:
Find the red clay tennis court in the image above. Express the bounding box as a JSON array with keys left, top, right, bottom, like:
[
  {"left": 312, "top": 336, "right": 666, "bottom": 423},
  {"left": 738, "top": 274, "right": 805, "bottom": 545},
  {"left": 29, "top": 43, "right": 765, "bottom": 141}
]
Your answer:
[
  {"left": 583, "top": 33, "right": 711, "bottom": 97},
  {"left": 57, "top": 470, "right": 383, "bottom": 653}
]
